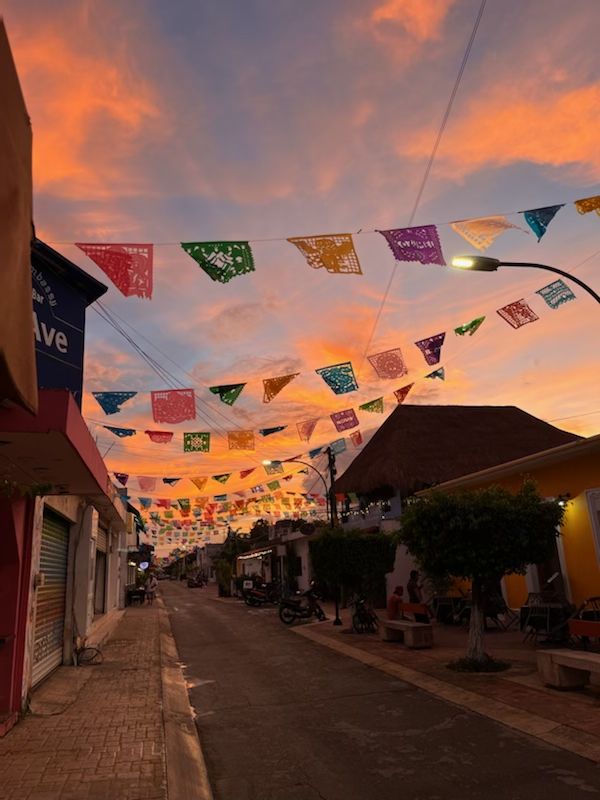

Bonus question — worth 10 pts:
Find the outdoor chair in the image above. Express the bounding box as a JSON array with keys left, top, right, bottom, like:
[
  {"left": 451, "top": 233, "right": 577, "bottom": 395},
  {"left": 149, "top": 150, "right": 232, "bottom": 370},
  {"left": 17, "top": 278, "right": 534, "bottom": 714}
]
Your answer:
[{"left": 522, "top": 593, "right": 551, "bottom": 643}]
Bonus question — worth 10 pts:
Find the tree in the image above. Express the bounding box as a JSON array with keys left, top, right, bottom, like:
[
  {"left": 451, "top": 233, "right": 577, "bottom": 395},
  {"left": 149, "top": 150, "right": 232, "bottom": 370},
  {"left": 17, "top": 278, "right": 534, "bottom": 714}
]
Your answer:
[
  {"left": 397, "top": 481, "right": 565, "bottom": 666},
  {"left": 309, "top": 527, "right": 396, "bottom": 601},
  {"left": 248, "top": 518, "right": 270, "bottom": 543}
]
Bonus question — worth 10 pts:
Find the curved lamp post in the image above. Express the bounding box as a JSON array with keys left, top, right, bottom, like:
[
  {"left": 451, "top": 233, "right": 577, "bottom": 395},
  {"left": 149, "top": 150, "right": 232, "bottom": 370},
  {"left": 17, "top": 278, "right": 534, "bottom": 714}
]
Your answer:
[
  {"left": 451, "top": 255, "right": 600, "bottom": 305},
  {"left": 262, "top": 456, "right": 343, "bottom": 625}
]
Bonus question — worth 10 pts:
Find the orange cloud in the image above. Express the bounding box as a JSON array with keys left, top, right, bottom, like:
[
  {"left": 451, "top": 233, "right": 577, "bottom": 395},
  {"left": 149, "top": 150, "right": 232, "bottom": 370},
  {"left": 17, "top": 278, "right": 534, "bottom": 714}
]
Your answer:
[
  {"left": 8, "top": 18, "right": 162, "bottom": 199},
  {"left": 371, "top": 0, "right": 457, "bottom": 40},
  {"left": 399, "top": 83, "right": 600, "bottom": 180}
]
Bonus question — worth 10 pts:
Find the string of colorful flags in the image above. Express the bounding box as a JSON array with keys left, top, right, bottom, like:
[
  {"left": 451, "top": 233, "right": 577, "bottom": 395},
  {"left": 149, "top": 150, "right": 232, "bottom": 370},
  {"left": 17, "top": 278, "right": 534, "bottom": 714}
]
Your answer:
[
  {"left": 110, "top": 440, "right": 345, "bottom": 501},
  {"left": 90, "top": 271, "right": 577, "bottom": 449},
  {"left": 65, "top": 195, "right": 600, "bottom": 298}
]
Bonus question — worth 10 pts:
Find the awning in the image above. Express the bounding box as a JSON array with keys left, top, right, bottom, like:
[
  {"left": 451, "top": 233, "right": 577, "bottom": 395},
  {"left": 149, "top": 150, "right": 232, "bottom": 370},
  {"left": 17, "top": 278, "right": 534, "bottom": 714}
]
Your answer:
[{"left": 0, "top": 389, "right": 125, "bottom": 528}]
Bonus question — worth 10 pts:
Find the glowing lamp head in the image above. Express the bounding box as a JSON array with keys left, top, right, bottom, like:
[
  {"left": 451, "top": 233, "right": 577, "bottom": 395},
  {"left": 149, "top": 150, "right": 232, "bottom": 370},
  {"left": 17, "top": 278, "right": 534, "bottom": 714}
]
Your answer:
[
  {"left": 452, "top": 256, "right": 476, "bottom": 269},
  {"left": 451, "top": 255, "right": 502, "bottom": 272},
  {"left": 261, "top": 459, "right": 272, "bottom": 466}
]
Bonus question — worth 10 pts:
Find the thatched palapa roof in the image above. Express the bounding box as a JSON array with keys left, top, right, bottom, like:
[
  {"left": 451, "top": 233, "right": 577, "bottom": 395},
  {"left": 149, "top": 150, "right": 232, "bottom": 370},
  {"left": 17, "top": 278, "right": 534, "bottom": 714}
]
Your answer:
[{"left": 334, "top": 405, "right": 581, "bottom": 498}]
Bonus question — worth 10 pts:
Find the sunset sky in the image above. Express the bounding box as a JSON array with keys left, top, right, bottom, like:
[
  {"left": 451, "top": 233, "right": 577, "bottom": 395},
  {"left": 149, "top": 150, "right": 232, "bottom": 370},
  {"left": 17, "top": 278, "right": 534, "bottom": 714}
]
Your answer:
[{"left": 5, "top": 0, "right": 600, "bottom": 518}]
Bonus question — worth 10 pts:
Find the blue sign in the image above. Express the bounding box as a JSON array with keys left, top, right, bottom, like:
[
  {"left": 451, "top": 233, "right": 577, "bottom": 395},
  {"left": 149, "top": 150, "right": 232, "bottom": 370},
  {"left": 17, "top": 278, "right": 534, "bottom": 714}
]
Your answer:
[{"left": 32, "top": 263, "right": 86, "bottom": 407}]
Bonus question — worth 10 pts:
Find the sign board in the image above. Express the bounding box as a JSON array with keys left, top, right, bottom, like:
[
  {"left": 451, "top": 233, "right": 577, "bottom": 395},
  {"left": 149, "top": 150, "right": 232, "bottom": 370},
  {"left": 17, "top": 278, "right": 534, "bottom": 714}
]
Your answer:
[{"left": 32, "top": 262, "right": 87, "bottom": 406}]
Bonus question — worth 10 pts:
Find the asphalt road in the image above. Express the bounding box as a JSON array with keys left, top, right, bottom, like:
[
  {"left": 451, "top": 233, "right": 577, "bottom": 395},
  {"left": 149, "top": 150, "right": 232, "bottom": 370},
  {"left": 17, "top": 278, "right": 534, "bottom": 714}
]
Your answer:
[{"left": 161, "top": 582, "right": 600, "bottom": 800}]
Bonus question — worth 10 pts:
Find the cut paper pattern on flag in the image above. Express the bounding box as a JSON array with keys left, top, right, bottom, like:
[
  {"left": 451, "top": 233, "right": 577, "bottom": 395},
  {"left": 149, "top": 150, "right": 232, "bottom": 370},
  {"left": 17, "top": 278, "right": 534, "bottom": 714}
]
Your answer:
[
  {"left": 178, "top": 499, "right": 190, "bottom": 513},
  {"left": 330, "top": 408, "right": 359, "bottom": 432},
  {"left": 228, "top": 431, "right": 255, "bottom": 450},
  {"left": 450, "top": 216, "right": 522, "bottom": 251},
  {"left": 288, "top": 234, "right": 362, "bottom": 275},
  {"left": 379, "top": 225, "right": 445, "bottom": 265},
  {"left": 259, "top": 426, "right": 287, "bottom": 437},
  {"left": 394, "top": 384, "right": 414, "bottom": 404},
  {"left": 297, "top": 419, "right": 319, "bottom": 441},
  {"left": 309, "top": 447, "right": 323, "bottom": 459},
  {"left": 76, "top": 243, "right": 153, "bottom": 298},
  {"left": 138, "top": 497, "right": 152, "bottom": 509},
  {"left": 574, "top": 195, "right": 600, "bottom": 215},
  {"left": 350, "top": 431, "right": 363, "bottom": 448},
  {"left": 145, "top": 430, "right": 173, "bottom": 444},
  {"left": 214, "top": 494, "right": 227, "bottom": 502},
  {"left": 92, "top": 391, "right": 137, "bottom": 415},
  {"left": 367, "top": 348, "right": 407, "bottom": 379},
  {"left": 151, "top": 389, "right": 196, "bottom": 423},
  {"left": 536, "top": 280, "right": 576, "bottom": 309},
  {"left": 156, "top": 499, "right": 172, "bottom": 508},
  {"left": 331, "top": 438, "right": 347, "bottom": 455},
  {"left": 316, "top": 362, "right": 358, "bottom": 394},
  {"left": 138, "top": 477, "right": 157, "bottom": 493},
  {"left": 359, "top": 397, "right": 384, "bottom": 413},
  {"left": 414, "top": 332, "right": 445, "bottom": 365},
  {"left": 183, "top": 432, "right": 211, "bottom": 453},
  {"left": 239, "top": 468, "right": 256, "bottom": 480},
  {"left": 114, "top": 473, "right": 129, "bottom": 486},
  {"left": 267, "top": 481, "right": 281, "bottom": 491},
  {"left": 522, "top": 205, "right": 564, "bottom": 241},
  {"left": 212, "top": 474, "right": 231, "bottom": 484},
  {"left": 209, "top": 383, "right": 246, "bottom": 406},
  {"left": 496, "top": 300, "right": 539, "bottom": 329},
  {"left": 425, "top": 367, "right": 445, "bottom": 380},
  {"left": 104, "top": 425, "right": 135, "bottom": 438},
  {"left": 181, "top": 241, "right": 255, "bottom": 283},
  {"left": 264, "top": 462, "right": 284, "bottom": 475},
  {"left": 163, "top": 478, "right": 180, "bottom": 486},
  {"left": 263, "top": 373, "right": 299, "bottom": 403},
  {"left": 454, "top": 317, "right": 485, "bottom": 337}
]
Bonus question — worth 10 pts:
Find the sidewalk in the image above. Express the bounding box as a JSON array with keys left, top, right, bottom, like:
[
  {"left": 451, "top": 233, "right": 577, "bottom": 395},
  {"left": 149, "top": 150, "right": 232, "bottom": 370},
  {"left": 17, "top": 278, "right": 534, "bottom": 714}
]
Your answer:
[
  {"left": 296, "top": 603, "right": 600, "bottom": 763},
  {"left": 0, "top": 600, "right": 211, "bottom": 800}
]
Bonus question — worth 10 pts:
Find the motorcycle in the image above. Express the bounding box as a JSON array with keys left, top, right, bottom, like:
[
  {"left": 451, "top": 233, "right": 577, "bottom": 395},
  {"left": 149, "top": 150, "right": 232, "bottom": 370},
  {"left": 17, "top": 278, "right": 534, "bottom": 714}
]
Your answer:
[
  {"left": 278, "top": 584, "right": 327, "bottom": 625},
  {"left": 351, "top": 596, "right": 379, "bottom": 634},
  {"left": 243, "top": 581, "right": 280, "bottom": 606},
  {"left": 187, "top": 574, "right": 205, "bottom": 588}
]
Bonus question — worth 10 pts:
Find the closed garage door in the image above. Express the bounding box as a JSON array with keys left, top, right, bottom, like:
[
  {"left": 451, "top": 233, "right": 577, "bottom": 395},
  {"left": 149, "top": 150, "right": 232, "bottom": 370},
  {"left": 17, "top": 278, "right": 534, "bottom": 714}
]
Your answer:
[{"left": 32, "top": 510, "right": 70, "bottom": 686}]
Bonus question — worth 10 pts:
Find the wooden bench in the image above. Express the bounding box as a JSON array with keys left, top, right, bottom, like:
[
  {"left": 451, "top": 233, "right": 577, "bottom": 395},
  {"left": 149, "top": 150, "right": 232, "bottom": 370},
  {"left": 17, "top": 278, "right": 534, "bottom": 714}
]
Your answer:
[
  {"left": 381, "top": 604, "right": 433, "bottom": 649},
  {"left": 537, "top": 649, "right": 600, "bottom": 689}
]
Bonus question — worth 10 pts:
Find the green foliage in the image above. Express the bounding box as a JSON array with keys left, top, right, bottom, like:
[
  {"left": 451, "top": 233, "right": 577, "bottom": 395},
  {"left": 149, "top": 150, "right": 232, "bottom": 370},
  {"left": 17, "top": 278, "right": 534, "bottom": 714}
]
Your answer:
[
  {"left": 396, "top": 481, "right": 565, "bottom": 583},
  {"left": 219, "top": 529, "right": 251, "bottom": 567},
  {"left": 249, "top": 518, "right": 270, "bottom": 541},
  {"left": 214, "top": 559, "right": 233, "bottom": 595},
  {"left": 309, "top": 527, "right": 396, "bottom": 597}
]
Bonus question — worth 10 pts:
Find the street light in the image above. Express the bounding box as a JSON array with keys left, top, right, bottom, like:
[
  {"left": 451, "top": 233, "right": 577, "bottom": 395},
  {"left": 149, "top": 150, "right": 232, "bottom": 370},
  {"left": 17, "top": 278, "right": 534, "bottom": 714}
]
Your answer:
[
  {"left": 451, "top": 255, "right": 600, "bottom": 305},
  {"left": 262, "top": 455, "right": 343, "bottom": 626}
]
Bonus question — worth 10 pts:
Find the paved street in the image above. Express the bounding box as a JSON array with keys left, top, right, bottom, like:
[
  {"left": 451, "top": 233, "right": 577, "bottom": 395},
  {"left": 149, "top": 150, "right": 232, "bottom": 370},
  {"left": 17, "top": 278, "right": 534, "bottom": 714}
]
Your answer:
[{"left": 162, "top": 582, "right": 600, "bottom": 800}]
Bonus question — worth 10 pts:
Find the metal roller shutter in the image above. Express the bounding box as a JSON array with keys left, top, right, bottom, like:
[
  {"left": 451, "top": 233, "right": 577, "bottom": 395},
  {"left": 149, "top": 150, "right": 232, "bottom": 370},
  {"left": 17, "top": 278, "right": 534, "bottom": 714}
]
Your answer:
[
  {"left": 96, "top": 527, "right": 108, "bottom": 553},
  {"left": 31, "top": 511, "right": 70, "bottom": 686}
]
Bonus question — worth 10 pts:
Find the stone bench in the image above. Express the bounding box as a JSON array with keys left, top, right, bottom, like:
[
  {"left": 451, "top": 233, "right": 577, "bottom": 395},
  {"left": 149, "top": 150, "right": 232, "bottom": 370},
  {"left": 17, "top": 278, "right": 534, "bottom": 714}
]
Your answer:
[
  {"left": 380, "top": 619, "right": 433, "bottom": 649},
  {"left": 536, "top": 649, "right": 600, "bottom": 689}
]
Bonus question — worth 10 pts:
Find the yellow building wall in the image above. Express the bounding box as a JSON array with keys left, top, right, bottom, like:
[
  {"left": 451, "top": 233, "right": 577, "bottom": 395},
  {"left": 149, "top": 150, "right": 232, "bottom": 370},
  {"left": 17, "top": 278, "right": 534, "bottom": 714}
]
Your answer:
[
  {"left": 464, "top": 450, "right": 600, "bottom": 606},
  {"left": 503, "top": 573, "right": 528, "bottom": 608}
]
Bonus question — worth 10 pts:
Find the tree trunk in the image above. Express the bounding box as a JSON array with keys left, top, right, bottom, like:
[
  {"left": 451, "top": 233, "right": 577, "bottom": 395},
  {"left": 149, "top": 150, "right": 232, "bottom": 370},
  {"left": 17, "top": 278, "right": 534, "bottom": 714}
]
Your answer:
[{"left": 467, "top": 575, "right": 486, "bottom": 663}]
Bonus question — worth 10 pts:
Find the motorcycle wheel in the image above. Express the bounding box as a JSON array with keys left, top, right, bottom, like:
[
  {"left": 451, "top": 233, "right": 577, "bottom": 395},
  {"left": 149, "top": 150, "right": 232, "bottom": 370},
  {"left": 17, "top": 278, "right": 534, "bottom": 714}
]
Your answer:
[
  {"left": 244, "top": 595, "right": 254, "bottom": 606},
  {"left": 368, "top": 613, "right": 379, "bottom": 633},
  {"left": 352, "top": 613, "right": 367, "bottom": 634},
  {"left": 279, "top": 606, "right": 297, "bottom": 625}
]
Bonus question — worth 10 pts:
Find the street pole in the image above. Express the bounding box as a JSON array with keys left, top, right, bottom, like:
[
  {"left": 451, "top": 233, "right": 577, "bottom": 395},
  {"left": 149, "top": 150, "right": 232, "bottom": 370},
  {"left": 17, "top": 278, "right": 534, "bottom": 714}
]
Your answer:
[{"left": 326, "top": 446, "right": 342, "bottom": 626}]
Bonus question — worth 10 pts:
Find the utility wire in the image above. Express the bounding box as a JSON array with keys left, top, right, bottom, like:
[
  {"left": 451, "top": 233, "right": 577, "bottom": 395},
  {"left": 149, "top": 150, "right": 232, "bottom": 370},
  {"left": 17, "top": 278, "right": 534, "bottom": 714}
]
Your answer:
[{"left": 357, "top": 0, "right": 488, "bottom": 377}]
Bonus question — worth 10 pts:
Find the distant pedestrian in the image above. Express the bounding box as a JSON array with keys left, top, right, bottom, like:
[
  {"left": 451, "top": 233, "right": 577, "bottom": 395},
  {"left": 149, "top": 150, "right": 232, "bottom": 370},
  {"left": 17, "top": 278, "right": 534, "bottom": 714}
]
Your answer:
[
  {"left": 387, "top": 585, "right": 404, "bottom": 620},
  {"left": 145, "top": 573, "right": 159, "bottom": 605},
  {"left": 407, "top": 570, "right": 429, "bottom": 623}
]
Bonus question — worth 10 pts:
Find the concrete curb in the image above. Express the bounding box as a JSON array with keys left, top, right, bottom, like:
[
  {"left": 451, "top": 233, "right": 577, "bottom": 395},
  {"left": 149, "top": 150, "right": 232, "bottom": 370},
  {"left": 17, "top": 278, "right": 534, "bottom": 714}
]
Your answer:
[
  {"left": 293, "top": 625, "right": 600, "bottom": 764},
  {"left": 157, "top": 597, "right": 214, "bottom": 800}
]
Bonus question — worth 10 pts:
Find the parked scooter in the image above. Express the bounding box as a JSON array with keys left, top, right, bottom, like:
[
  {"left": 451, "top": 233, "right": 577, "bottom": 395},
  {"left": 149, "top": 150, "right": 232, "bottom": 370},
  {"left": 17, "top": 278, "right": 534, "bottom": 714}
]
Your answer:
[
  {"left": 278, "top": 583, "right": 327, "bottom": 625},
  {"left": 243, "top": 581, "right": 280, "bottom": 606},
  {"left": 187, "top": 574, "right": 205, "bottom": 588}
]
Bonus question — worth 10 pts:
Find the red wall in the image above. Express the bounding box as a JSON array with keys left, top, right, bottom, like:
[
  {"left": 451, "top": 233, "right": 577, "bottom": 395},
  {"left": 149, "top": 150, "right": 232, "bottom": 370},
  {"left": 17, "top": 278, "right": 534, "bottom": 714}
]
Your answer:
[{"left": 0, "top": 496, "right": 33, "bottom": 716}]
